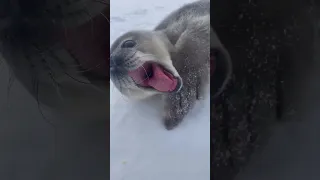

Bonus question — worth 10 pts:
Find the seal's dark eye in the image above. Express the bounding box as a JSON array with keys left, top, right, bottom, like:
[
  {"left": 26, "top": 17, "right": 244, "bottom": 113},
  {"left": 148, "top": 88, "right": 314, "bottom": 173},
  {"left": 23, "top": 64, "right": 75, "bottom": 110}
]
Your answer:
[{"left": 121, "top": 40, "right": 136, "bottom": 48}]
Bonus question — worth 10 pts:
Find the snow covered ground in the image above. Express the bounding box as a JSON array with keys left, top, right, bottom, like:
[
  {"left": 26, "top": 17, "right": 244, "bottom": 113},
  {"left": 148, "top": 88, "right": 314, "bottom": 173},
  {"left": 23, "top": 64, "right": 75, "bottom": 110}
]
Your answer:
[{"left": 110, "top": 0, "right": 210, "bottom": 180}]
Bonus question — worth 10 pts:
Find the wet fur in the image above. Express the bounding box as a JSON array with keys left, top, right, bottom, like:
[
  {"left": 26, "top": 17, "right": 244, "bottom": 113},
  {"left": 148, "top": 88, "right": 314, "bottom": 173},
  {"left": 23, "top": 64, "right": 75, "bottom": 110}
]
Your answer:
[{"left": 110, "top": 0, "right": 211, "bottom": 130}]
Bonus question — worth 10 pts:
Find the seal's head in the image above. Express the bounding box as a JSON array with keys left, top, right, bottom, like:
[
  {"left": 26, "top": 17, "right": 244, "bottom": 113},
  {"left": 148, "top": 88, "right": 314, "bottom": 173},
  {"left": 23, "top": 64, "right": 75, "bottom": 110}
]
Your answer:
[{"left": 110, "top": 30, "right": 183, "bottom": 99}]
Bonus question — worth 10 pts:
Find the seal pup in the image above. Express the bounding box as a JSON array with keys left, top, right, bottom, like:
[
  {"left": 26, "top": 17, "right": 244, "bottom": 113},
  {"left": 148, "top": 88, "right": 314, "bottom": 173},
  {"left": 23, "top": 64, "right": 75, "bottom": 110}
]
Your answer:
[{"left": 110, "top": 0, "right": 221, "bottom": 130}]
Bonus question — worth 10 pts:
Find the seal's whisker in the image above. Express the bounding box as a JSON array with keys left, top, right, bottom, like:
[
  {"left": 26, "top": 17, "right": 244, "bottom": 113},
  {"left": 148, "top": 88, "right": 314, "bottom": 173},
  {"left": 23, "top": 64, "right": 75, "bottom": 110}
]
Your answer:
[
  {"left": 110, "top": 79, "right": 118, "bottom": 97},
  {"left": 110, "top": 51, "right": 131, "bottom": 67},
  {"left": 67, "top": 62, "right": 103, "bottom": 73},
  {"left": 48, "top": 48, "right": 76, "bottom": 68},
  {"left": 32, "top": 73, "right": 49, "bottom": 125},
  {"left": 131, "top": 54, "right": 155, "bottom": 60},
  {"left": 47, "top": 49, "right": 78, "bottom": 67},
  {"left": 118, "top": 75, "right": 131, "bottom": 101},
  {"left": 63, "top": 71, "right": 91, "bottom": 84},
  {"left": 33, "top": 75, "right": 58, "bottom": 161},
  {"left": 53, "top": 49, "right": 108, "bottom": 74},
  {"left": 135, "top": 65, "right": 150, "bottom": 85},
  {"left": 100, "top": 12, "right": 110, "bottom": 24},
  {"left": 48, "top": 49, "right": 103, "bottom": 71},
  {"left": 49, "top": 72, "right": 64, "bottom": 102},
  {"left": 123, "top": 50, "right": 137, "bottom": 61},
  {"left": 50, "top": 50, "right": 96, "bottom": 84},
  {"left": 32, "top": 44, "right": 84, "bottom": 70},
  {"left": 77, "top": 64, "right": 102, "bottom": 73},
  {"left": 35, "top": 44, "right": 96, "bottom": 77},
  {"left": 136, "top": 77, "right": 150, "bottom": 84},
  {"left": 6, "top": 68, "right": 15, "bottom": 105},
  {"left": 118, "top": 78, "right": 130, "bottom": 102},
  {"left": 123, "top": 54, "right": 156, "bottom": 68},
  {"left": 83, "top": 9, "right": 95, "bottom": 38},
  {"left": 94, "top": 0, "right": 109, "bottom": 5},
  {"left": 37, "top": 48, "right": 92, "bottom": 87}
]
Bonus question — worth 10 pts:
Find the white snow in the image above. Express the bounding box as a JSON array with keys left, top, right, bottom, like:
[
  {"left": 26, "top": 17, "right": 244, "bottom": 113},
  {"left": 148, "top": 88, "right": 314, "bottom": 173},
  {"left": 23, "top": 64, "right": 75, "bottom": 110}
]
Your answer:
[{"left": 109, "top": 0, "right": 210, "bottom": 180}]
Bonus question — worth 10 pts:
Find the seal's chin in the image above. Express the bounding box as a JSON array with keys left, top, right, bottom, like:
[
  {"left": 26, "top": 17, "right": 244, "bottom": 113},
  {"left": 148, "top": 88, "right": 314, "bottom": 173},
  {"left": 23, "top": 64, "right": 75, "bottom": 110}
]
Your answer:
[{"left": 128, "top": 62, "right": 182, "bottom": 93}]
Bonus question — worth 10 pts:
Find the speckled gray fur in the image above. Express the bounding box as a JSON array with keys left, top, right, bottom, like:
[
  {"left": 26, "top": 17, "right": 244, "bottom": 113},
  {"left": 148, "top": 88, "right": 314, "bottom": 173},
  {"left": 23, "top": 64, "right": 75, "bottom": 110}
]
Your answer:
[{"left": 158, "top": 1, "right": 210, "bottom": 129}]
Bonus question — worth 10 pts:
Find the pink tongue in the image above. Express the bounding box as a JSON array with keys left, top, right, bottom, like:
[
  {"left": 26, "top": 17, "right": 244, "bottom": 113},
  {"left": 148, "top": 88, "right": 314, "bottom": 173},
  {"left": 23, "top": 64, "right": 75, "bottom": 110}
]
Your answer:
[
  {"left": 148, "top": 64, "right": 178, "bottom": 92},
  {"left": 129, "top": 64, "right": 178, "bottom": 92}
]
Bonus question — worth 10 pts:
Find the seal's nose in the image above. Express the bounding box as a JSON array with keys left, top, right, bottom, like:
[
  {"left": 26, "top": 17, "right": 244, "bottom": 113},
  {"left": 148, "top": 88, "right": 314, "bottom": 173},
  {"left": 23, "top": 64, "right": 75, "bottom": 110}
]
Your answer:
[
  {"left": 110, "top": 66, "right": 116, "bottom": 74},
  {"left": 110, "top": 66, "right": 127, "bottom": 76},
  {"left": 110, "top": 56, "right": 117, "bottom": 73},
  {"left": 110, "top": 56, "right": 126, "bottom": 76}
]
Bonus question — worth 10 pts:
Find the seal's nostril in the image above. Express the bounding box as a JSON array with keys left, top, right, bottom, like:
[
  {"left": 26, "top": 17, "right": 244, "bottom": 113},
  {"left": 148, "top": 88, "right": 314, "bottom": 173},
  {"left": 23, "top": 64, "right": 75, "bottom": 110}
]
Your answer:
[
  {"left": 110, "top": 64, "right": 127, "bottom": 76},
  {"left": 110, "top": 60, "right": 116, "bottom": 70},
  {"left": 110, "top": 55, "right": 126, "bottom": 75},
  {"left": 110, "top": 59, "right": 118, "bottom": 73},
  {"left": 110, "top": 55, "right": 118, "bottom": 67}
]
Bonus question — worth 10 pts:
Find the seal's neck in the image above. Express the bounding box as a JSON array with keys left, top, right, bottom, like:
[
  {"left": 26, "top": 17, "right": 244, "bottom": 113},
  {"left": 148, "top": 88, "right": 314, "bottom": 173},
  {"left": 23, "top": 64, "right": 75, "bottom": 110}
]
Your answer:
[{"left": 153, "top": 30, "right": 177, "bottom": 53}]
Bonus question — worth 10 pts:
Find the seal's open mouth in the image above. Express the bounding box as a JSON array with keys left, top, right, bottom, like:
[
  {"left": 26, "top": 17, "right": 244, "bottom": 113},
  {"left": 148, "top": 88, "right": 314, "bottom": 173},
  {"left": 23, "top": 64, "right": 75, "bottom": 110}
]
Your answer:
[{"left": 128, "top": 62, "right": 179, "bottom": 92}]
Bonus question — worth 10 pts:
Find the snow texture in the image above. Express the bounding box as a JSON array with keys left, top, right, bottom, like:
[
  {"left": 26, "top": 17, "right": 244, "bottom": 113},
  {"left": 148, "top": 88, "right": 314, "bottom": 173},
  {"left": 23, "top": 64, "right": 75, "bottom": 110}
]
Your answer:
[{"left": 110, "top": 0, "right": 210, "bottom": 180}]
